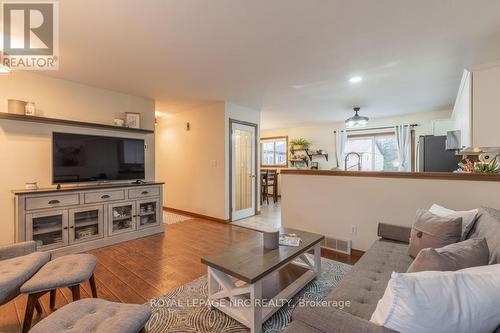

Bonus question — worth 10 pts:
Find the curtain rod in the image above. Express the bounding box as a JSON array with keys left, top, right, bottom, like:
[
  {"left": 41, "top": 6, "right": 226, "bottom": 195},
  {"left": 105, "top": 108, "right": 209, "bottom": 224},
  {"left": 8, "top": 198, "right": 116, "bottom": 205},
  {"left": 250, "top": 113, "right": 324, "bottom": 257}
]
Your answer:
[{"left": 333, "top": 124, "right": 418, "bottom": 133}]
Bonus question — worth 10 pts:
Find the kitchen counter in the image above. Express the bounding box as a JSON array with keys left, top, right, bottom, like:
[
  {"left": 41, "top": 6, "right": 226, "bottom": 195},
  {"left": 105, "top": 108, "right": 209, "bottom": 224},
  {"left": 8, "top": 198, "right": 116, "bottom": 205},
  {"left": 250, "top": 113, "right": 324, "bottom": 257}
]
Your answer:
[{"left": 280, "top": 169, "right": 500, "bottom": 182}]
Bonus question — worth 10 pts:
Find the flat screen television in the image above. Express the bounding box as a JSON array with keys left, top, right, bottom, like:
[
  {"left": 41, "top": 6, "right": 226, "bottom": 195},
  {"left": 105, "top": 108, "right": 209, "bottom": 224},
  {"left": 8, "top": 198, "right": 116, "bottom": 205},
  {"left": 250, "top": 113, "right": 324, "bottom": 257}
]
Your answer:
[{"left": 52, "top": 132, "right": 145, "bottom": 184}]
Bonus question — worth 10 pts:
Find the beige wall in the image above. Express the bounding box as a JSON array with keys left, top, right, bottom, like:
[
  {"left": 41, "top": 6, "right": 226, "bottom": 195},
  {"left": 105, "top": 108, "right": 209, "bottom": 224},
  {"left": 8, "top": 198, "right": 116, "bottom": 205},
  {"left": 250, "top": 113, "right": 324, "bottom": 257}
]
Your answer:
[
  {"left": 156, "top": 102, "right": 227, "bottom": 219},
  {"left": 0, "top": 71, "right": 155, "bottom": 245},
  {"left": 281, "top": 173, "right": 500, "bottom": 251},
  {"left": 262, "top": 109, "right": 452, "bottom": 170},
  {"left": 156, "top": 101, "right": 261, "bottom": 220}
]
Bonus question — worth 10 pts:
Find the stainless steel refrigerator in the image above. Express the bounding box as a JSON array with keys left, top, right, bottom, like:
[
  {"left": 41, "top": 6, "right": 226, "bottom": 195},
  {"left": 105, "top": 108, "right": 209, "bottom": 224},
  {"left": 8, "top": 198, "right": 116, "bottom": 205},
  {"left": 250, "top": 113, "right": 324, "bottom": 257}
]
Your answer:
[{"left": 417, "top": 135, "right": 460, "bottom": 172}]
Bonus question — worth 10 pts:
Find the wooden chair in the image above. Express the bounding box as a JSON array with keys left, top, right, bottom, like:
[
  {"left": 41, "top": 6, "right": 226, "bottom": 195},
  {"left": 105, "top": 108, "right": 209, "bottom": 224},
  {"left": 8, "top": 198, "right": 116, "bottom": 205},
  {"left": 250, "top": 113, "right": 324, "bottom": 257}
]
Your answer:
[
  {"left": 260, "top": 170, "right": 268, "bottom": 205},
  {"left": 263, "top": 170, "right": 278, "bottom": 204}
]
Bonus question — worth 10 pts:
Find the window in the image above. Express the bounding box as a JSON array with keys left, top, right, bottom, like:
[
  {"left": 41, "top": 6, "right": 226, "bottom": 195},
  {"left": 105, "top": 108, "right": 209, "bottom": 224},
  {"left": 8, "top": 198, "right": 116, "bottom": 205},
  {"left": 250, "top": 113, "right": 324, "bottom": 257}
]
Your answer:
[
  {"left": 345, "top": 132, "right": 412, "bottom": 172},
  {"left": 261, "top": 136, "right": 288, "bottom": 166}
]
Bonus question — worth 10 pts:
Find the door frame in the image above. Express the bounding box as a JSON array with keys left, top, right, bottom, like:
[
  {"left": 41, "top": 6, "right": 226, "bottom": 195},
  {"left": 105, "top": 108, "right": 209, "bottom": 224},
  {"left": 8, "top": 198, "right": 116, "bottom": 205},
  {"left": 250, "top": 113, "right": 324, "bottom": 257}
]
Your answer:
[{"left": 229, "top": 118, "right": 259, "bottom": 221}]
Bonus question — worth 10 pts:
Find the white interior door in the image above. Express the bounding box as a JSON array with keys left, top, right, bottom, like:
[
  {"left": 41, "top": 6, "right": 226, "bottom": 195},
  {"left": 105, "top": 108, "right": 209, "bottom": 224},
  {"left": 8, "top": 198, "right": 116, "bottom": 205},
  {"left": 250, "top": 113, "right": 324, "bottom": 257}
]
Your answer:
[{"left": 232, "top": 123, "right": 256, "bottom": 221}]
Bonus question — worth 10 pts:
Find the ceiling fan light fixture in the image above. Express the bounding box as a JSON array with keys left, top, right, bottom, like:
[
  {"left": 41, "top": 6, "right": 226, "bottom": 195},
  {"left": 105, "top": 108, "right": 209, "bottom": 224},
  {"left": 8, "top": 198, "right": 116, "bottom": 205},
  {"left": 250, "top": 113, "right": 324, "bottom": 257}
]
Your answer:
[{"left": 345, "top": 107, "right": 369, "bottom": 128}]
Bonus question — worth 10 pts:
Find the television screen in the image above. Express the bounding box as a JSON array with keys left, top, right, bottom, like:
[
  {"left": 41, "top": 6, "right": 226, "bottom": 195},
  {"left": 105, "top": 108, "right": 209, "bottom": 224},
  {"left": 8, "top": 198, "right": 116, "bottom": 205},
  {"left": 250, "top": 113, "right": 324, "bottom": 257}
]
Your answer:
[{"left": 52, "top": 132, "right": 145, "bottom": 184}]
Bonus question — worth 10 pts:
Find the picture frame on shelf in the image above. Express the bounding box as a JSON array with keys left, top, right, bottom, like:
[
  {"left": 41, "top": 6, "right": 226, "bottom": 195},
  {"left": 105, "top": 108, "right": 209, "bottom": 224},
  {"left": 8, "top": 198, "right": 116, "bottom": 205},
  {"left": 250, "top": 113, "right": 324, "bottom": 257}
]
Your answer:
[{"left": 125, "top": 112, "right": 141, "bottom": 129}]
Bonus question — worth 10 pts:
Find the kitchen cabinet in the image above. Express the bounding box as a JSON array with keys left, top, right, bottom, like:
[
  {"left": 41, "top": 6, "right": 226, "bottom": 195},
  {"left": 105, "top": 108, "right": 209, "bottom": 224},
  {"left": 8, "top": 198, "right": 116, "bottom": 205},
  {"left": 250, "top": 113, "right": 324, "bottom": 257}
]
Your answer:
[{"left": 452, "top": 61, "right": 500, "bottom": 150}]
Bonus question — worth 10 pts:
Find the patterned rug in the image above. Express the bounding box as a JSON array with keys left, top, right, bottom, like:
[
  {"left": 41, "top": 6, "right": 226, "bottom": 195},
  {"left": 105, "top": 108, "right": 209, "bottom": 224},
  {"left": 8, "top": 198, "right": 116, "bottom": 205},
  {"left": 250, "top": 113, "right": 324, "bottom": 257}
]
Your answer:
[
  {"left": 163, "top": 211, "right": 193, "bottom": 225},
  {"left": 146, "top": 256, "right": 351, "bottom": 333}
]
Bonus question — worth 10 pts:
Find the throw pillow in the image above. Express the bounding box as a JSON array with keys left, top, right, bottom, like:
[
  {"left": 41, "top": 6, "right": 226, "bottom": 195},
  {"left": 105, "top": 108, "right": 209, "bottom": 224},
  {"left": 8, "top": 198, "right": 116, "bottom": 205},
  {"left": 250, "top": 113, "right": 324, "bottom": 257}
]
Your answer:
[
  {"left": 407, "top": 238, "right": 489, "bottom": 273},
  {"left": 429, "top": 204, "right": 479, "bottom": 240},
  {"left": 408, "top": 209, "right": 462, "bottom": 258},
  {"left": 370, "top": 264, "right": 500, "bottom": 333},
  {"left": 467, "top": 207, "right": 500, "bottom": 264}
]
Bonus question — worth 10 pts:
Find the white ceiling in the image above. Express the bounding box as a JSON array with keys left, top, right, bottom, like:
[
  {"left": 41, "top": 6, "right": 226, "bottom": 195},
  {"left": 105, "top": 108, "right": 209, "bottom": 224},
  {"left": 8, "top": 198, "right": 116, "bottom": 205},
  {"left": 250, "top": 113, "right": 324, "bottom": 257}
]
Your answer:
[{"left": 42, "top": 0, "right": 500, "bottom": 129}]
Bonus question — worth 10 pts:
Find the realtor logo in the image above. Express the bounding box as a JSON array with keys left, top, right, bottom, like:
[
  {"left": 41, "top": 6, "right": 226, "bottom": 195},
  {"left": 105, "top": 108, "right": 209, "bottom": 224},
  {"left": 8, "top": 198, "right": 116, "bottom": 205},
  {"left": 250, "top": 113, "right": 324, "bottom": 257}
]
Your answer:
[{"left": 1, "top": 1, "right": 59, "bottom": 70}]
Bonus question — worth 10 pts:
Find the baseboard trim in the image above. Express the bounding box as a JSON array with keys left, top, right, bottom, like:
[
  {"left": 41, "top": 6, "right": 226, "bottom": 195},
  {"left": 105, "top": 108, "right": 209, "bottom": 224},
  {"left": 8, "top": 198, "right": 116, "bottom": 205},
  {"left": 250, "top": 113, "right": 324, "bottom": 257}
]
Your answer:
[
  {"left": 163, "top": 207, "right": 230, "bottom": 224},
  {"left": 320, "top": 246, "right": 365, "bottom": 258}
]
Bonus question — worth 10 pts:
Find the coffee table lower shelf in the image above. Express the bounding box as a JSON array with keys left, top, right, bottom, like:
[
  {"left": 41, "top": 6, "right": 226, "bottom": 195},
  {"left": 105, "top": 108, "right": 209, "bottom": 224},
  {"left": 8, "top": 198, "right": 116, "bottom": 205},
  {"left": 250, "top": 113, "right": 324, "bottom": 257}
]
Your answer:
[{"left": 207, "top": 243, "right": 321, "bottom": 333}]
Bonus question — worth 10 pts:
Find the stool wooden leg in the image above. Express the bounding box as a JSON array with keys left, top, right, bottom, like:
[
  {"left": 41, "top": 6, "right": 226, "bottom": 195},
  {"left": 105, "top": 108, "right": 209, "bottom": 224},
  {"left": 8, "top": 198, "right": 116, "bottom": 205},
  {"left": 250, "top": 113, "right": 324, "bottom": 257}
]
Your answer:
[
  {"left": 70, "top": 285, "right": 80, "bottom": 301},
  {"left": 34, "top": 300, "right": 43, "bottom": 314},
  {"left": 89, "top": 274, "right": 98, "bottom": 298},
  {"left": 23, "top": 291, "right": 45, "bottom": 333},
  {"left": 50, "top": 289, "right": 56, "bottom": 309}
]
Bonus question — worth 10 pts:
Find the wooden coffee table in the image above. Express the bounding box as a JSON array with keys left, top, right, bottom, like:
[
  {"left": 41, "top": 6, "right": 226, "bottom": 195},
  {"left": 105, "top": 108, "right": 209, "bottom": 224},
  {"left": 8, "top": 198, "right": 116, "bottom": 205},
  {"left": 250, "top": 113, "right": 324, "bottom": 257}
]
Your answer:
[{"left": 201, "top": 228, "right": 324, "bottom": 333}]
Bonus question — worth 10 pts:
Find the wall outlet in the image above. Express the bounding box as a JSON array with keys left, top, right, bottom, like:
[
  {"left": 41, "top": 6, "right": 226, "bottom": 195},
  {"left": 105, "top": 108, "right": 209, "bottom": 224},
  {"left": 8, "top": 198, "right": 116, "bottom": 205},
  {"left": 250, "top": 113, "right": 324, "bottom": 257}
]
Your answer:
[
  {"left": 210, "top": 159, "right": 217, "bottom": 168},
  {"left": 350, "top": 225, "right": 358, "bottom": 235}
]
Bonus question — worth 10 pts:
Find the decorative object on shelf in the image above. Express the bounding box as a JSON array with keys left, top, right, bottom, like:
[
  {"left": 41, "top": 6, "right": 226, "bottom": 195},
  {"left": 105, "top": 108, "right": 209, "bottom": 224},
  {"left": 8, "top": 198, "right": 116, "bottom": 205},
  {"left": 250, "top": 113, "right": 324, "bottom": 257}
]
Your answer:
[
  {"left": 474, "top": 159, "right": 500, "bottom": 173},
  {"left": 289, "top": 138, "right": 311, "bottom": 154},
  {"left": 76, "top": 227, "right": 97, "bottom": 239},
  {"left": 113, "top": 118, "right": 125, "bottom": 126},
  {"left": 457, "top": 155, "right": 475, "bottom": 173},
  {"left": 25, "top": 182, "right": 38, "bottom": 190},
  {"left": 345, "top": 106, "right": 369, "bottom": 128},
  {"left": 306, "top": 149, "right": 329, "bottom": 161},
  {"left": 126, "top": 112, "right": 141, "bottom": 129},
  {"left": 8, "top": 99, "right": 27, "bottom": 114},
  {"left": 262, "top": 228, "right": 279, "bottom": 250},
  {"left": 24, "top": 102, "right": 36, "bottom": 116},
  {"left": 0, "top": 113, "right": 154, "bottom": 134}
]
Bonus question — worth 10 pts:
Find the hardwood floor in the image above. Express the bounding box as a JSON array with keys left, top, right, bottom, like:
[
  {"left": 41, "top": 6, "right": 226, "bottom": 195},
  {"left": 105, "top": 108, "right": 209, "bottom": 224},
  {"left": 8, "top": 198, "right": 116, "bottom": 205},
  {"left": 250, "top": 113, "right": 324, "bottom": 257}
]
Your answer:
[{"left": 0, "top": 218, "right": 361, "bottom": 333}]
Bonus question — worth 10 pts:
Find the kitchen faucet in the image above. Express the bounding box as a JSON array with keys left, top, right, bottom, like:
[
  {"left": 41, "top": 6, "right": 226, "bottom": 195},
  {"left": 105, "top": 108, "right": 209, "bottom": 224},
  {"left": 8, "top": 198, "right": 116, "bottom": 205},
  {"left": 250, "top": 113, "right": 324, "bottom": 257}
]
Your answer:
[{"left": 344, "top": 152, "right": 361, "bottom": 171}]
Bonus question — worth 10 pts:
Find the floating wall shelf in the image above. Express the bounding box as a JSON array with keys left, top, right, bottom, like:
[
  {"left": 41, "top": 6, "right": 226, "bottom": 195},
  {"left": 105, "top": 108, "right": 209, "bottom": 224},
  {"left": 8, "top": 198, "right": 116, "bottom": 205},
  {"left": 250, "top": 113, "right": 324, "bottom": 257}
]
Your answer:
[{"left": 0, "top": 113, "right": 154, "bottom": 134}]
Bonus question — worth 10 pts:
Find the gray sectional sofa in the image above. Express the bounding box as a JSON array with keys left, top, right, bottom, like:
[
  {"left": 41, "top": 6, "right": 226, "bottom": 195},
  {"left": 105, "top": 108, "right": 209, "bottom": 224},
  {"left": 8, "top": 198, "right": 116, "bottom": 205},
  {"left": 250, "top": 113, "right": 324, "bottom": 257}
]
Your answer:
[{"left": 285, "top": 207, "right": 500, "bottom": 333}]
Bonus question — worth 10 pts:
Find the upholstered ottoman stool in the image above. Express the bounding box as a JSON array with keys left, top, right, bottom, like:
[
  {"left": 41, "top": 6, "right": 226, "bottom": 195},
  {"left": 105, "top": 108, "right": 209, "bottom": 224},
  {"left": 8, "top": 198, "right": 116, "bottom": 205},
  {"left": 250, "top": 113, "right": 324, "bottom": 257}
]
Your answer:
[
  {"left": 20, "top": 254, "right": 98, "bottom": 333},
  {"left": 29, "top": 298, "right": 151, "bottom": 333}
]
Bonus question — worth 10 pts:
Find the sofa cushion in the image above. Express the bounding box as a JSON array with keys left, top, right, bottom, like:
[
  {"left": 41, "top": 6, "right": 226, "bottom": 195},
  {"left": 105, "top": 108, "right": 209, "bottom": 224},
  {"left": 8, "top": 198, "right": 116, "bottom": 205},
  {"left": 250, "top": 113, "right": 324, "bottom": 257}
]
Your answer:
[
  {"left": 291, "top": 304, "right": 397, "bottom": 333},
  {"left": 292, "top": 239, "right": 412, "bottom": 327},
  {"left": 408, "top": 209, "right": 462, "bottom": 258},
  {"left": 29, "top": 298, "right": 151, "bottom": 333},
  {"left": 0, "top": 251, "right": 51, "bottom": 303},
  {"left": 407, "top": 238, "right": 489, "bottom": 273},
  {"left": 284, "top": 320, "right": 326, "bottom": 333},
  {"left": 429, "top": 204, "right": 479, "bottom": 240},
  {"left": 467, "top": 207, "right": 500, "bottom": 264},
  {"left": 370, "top": 264, "right": 500, "bottom": 333},
  {"left": 377, "top": 223, "right": 411, "bottom": 243}
]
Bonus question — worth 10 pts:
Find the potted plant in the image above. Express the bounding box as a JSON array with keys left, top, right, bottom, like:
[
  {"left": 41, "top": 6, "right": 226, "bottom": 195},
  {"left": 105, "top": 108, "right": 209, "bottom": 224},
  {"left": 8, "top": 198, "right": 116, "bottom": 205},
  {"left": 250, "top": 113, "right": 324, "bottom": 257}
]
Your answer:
[{"left": 289, "top": 138, "right": 311, "bottom": 154}]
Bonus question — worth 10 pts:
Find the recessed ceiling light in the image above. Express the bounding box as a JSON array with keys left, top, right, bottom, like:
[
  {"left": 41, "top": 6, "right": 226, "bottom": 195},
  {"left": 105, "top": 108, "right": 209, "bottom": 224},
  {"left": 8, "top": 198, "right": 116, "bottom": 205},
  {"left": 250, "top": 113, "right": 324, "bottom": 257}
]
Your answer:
[{"left": 349, "top": 76, "right": 363, "bottom": 84}]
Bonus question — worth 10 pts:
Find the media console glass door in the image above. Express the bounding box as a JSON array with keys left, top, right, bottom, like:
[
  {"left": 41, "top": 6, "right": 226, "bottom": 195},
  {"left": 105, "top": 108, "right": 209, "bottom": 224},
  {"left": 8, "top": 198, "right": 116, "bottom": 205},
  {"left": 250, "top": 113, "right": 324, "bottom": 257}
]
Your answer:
[
  {"left": 137, "top": 198, "right": 161, "bottom": 229},
  {"left": 108, "top": 201, "right": 136, "bottom": 236},
  {"left": 69, "top": 205, "right": 104, "bottom": 244},
  {"left": 26, "top": 210, "right": 69, "bottom": 250}
]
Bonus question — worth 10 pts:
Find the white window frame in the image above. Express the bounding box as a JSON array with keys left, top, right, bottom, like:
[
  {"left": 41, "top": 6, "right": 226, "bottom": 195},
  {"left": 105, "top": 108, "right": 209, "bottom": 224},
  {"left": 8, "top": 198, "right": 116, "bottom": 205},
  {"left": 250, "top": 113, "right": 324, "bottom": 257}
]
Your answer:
[
  {"left": 260, "top": 136, "right": 288, "bottom": 167},
  {"left": 345, "top": 132, "right": 413, "bottom": 172}
]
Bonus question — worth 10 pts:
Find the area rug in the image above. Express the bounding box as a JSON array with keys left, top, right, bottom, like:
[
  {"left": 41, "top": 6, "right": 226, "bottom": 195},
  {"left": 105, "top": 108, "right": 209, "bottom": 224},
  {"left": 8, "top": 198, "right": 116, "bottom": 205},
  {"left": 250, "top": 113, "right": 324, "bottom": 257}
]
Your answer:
[
  {"left": 146, "top": 256, "right": 351, "bottom": 333},
  {"left": 163, "top": 211, "right": 193, "bottom": 225}
]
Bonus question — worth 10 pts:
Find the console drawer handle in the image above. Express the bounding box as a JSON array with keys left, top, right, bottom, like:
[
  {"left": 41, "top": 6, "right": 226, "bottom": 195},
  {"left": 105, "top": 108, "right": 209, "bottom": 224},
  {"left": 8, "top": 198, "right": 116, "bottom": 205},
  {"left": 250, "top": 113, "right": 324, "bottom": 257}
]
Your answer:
[
  {"left": 48, "top": 200, "right": 60, "bottom": 205},
  {"left": 141, "top": 191, "right": 149, "bottom": 195},
  {"left": 101, "top": 195, "right": 111, "bottom": 199}
]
